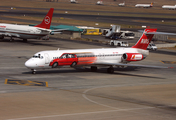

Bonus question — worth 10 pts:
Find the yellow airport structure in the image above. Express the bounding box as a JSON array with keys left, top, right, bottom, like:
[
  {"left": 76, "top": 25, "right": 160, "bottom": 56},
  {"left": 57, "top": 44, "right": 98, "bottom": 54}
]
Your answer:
[{"left": 83, "top": 29, "right": 102, "bottom": 35}]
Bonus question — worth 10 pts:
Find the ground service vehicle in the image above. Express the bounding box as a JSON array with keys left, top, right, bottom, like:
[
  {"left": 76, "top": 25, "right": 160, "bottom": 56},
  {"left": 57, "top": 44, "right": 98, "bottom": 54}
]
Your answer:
[
  {"left": 147, "top": 43, "right": 157, "bottom": 51},
  {"left": 120, "top": 31, "right": 135, "bottom": 39},
  {"left": 110, "top": 40, "right": 128, "bottom": 47},
  {"left": 105, "top": 25, "right": 121, "bottom": 38},
  {"left": 83, "top": 29, "right": 102, "bottom": 35}
]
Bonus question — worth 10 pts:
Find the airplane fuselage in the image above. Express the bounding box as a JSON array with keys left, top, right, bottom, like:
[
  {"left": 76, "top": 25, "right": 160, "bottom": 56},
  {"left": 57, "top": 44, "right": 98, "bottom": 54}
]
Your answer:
[
  {"left": 135, "top": 4, "right": 152, "bottom": 8},
  {"left": 25, "top": 47, "right": 148, "bottom": 69},
  {"left": 162, "top": 5, "right": 176, "bottom": 9},
  {"left": 0, "top": 23, "right": 50, "bottom": 39}
]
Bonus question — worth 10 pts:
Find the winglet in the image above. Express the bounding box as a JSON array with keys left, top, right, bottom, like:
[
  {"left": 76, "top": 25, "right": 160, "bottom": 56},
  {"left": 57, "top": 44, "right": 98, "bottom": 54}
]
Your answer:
[{"left": 35, "top": 8, "right": 54, "bottom": 29}]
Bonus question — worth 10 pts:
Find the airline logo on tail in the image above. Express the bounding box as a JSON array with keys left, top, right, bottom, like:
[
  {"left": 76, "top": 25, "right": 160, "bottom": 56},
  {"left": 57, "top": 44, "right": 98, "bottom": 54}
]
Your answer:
[
  {"left": 45, "top": 16, "right": 50, "bottom": 24},
  {"left": 34, "top": 8, "right": 54, "bottom": 29},
  {"left": 141, "top": 39, "right": 149, "bottom": 44},
  {"left": 132, "top": 28, "right": 157, "bottom": 50}
]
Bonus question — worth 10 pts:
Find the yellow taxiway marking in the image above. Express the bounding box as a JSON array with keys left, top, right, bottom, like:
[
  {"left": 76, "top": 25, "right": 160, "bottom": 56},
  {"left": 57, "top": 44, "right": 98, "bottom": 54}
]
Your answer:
[
  {"left": 160, "top": 61, "right": 176, "bottom": 64},
  {"left": 5, "top": 79, "right": 48, "bottom": 87}
]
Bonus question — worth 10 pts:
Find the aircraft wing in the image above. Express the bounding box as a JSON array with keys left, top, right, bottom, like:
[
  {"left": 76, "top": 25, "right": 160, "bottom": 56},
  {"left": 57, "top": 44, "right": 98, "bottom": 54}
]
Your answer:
[
  {"left": 36, "top": 28, "right": 52, "bottom": 32},
  {"left": 0, "top": 32, "right": 20, "bottom": 37},
  {"left": 51, "top": 29, "right": 68, "bottom": 32},
  {"left": 93, "top": 62, "right": 172, "bottom": 69},
  {"left": 50, "top": 29, "right": 68, "bottom": 35},
  {"left": 146, "top": 32, "right": 176, "bottom": 35},
  {"left": 36, "top": 28, "right": 68, "bottom": 35}
]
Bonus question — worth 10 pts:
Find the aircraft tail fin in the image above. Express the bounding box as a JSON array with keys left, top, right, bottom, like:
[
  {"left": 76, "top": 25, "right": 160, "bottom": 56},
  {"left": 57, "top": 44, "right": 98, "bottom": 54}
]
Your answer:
[
  {"left": 132, "top": 28, "right": 157, "bottom": 50},
  {"left": 35, "top": 8, "right": 54, "bottom": 29}
]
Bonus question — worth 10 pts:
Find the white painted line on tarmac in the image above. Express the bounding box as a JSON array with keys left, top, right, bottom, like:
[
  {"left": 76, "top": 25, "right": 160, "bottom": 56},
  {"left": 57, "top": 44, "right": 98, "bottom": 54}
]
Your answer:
[
  {"left": 82, "top": 94, "right": 120, "bottom": 110},
  {"left": 6, "top": 82, "right": 176, "bottom": 120},
  {"left": 82, "top": 82, "right": 176, "bottom": 113},
  {"left": 0, "top": 67, "right": 25, "bottom": 69},
  {"left": 7, "top": 107, "right": 154, "bottom": 120}
]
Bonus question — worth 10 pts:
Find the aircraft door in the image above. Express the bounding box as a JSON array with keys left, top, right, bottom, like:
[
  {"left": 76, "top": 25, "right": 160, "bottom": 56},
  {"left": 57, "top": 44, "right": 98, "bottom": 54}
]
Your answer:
[{"left": 44, "top": 53, "right": 50, "bottom": 64}]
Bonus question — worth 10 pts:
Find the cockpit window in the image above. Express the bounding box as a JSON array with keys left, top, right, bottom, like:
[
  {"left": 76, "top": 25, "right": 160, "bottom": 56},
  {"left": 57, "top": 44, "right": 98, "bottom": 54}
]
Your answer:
[
  {"left": 33, "top": 55, "right": 40, "bottom": 58},
  {"left": 32, "top": 54, "right": 43, "bottom": 59}
]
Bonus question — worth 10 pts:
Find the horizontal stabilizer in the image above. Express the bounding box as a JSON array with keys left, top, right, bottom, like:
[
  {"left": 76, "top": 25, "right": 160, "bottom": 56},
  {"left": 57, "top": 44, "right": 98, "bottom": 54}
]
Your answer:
[
  {"left": 146, "top": 32, "right": 176, "bottom": 35},
  {"left": 138, "top": 30, "right": 176, "bottom": 35}
]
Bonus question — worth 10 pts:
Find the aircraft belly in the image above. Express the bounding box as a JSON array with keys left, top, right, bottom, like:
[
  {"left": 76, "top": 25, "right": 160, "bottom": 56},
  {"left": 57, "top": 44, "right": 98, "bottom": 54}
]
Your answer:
[
  {"left": 0, "top": 30, "right": 46, "bottom": 39},
  {"left": 18, "top": 34, "right": 44, "bottom": 39}
]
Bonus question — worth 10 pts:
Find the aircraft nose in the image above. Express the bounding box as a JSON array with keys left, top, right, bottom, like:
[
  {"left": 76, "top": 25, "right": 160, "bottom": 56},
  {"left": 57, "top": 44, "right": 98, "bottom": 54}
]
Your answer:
[{"left": 25, "top": 59, "right": 34, "bottom": 68}]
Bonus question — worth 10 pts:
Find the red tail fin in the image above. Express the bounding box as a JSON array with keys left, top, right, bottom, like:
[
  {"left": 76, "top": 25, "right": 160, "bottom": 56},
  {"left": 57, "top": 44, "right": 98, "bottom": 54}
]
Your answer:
[
  {"left": 132, "top": 28, "right": 157, "bottom": 50},
  {"left": 35, "top": 8, "right": 54, "bottom": 29}
]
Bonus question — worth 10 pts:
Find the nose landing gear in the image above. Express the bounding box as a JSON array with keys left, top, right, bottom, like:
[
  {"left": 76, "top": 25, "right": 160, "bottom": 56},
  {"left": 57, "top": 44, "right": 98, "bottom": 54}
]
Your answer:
[{"left": 31, "top": 69, "right": 36, "bottom": 74}]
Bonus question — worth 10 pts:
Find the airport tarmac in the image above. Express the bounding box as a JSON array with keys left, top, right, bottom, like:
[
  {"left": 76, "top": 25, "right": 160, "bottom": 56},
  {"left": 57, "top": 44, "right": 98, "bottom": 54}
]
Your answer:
[
  {"left": 0, "top": 38, "right": 176, "bottom": 120},
  {"left": 1, "top": 7, "right": 176, "bottom": 33}
]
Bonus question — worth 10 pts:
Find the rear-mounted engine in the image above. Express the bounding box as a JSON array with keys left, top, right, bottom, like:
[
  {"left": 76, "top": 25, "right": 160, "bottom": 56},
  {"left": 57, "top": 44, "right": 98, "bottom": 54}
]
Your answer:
[{"left": 122, "top": 53, "right": 145, "bottom": 62}]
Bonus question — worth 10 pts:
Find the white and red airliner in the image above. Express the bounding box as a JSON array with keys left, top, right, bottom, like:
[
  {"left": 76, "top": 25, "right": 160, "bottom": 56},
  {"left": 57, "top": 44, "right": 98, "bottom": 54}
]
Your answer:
[
  {"left": 135, "top": 3, "right": 153, "bottom": 8},
  {"left": 0, "top": 8, "right": 56, "bottom": 42},
  {"left": 25, "top": 28, "right": 171, "bottom": 74}
]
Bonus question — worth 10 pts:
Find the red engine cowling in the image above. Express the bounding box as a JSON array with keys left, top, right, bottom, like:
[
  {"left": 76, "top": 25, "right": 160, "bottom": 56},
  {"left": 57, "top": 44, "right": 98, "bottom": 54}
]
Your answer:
[{"left": 122, "top": 53, "right": 144, "bottom": 62}]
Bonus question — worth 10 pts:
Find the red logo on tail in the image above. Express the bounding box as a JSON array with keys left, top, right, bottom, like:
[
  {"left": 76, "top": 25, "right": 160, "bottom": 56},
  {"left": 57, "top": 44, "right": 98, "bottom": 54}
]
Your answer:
[
  {"left": 140, "top": 39, "right": 149, "bottom": 44},
  {"left": 34, "top": 8, "right": 54, "bottom": 29},
  {"left": 45, "top": 16, "right": 50, "bottom": 24}
]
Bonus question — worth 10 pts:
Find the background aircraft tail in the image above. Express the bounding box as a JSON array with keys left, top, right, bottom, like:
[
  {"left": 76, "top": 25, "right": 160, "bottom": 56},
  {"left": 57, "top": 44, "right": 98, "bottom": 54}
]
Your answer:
[
  {"left": 132, "top": 28, "right": 157, "bottom": 50},
  {"left": 35, "top": 8, "right": 54, "bottom": 29}
]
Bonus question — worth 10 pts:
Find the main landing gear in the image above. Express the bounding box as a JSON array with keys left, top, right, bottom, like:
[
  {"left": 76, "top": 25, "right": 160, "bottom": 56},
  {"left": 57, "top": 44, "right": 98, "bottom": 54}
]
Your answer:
[
  {"left": 91, "top": 66, "right": 97, "bottom": 72},
  {"left": 91, "top": 66, "right": 114, "bottom": 73},
  {"left": 0, "top": 36, "right": 4, "bottom": 40},
  {"left": 107, "top": 66, "right": 114, "bottom": 74},
  {"left": 31, "top": 69, "right": 36, "bottom": 74},
  {"left": 23, "top": 39, "right": 27, "bottom": 42},
  {"left": 10, "top": 37, "right": 14, "bottom": 42}
]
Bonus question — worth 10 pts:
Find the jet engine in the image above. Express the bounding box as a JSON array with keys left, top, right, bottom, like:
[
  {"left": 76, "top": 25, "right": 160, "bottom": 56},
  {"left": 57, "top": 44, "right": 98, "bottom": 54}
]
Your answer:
[{"left": 122, "top": 53, "right": 145, "bottom": 62}]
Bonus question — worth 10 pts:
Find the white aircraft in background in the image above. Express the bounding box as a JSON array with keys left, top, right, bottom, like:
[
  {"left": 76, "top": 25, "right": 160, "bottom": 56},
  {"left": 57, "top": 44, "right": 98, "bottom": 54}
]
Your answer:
[
  {"left": 25, "top": 28, "right": 172, "bottom": 74},
  {"left": 119, "top": 2, "right": 125, "bottom": 7},
  {"left": 0, "top": 8, "right": 55, "bottom": 42},
  {"left": 162, "top": 5, "right": 176, "bottom": 10},
  {"left": 135, "top": 3, "right": 153, "bottom": 8},
  {"left": 96, "top": 1, "right": 103, "bottom": 5},
  {"left": 70, "top": 0, "right": 78, "bottom": 3}
]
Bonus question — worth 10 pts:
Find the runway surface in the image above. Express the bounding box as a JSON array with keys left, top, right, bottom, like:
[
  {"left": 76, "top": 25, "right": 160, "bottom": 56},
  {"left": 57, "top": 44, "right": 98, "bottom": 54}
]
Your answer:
[
  {"left": 0, "top": 37, "right": 176, "bottom": 120},
  {"left": 1, "top": 7, "right": 176, "bottom": 32}
]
